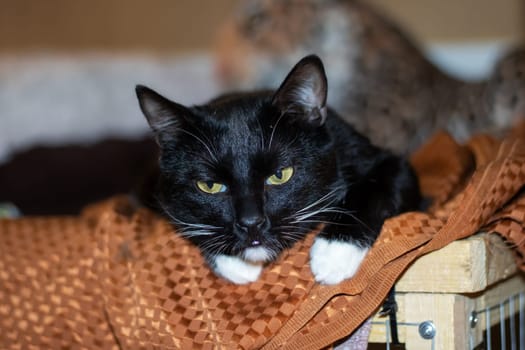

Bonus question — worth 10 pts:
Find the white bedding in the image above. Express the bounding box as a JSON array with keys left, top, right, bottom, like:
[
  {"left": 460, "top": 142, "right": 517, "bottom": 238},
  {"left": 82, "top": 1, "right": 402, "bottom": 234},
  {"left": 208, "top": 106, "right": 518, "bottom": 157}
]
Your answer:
[{"left": 0, "top": 52, "right": 219, "bottom": 163}]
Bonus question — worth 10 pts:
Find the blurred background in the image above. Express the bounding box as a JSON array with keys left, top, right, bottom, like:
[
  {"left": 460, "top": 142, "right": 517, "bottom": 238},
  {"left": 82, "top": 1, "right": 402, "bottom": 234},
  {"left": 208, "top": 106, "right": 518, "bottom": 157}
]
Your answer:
[{"left": 0, "top": 0, "right": 523, "bottom": 215}]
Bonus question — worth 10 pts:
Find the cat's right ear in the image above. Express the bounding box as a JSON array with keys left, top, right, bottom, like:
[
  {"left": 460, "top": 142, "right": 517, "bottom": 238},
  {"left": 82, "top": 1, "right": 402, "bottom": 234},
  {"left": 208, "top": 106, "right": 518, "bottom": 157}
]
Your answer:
[
  {"left": 272, "top": 55, "right": 328, "bottom": 126},
  {"left": 135, "top": 85, "right": 190, "bottom": 145}
]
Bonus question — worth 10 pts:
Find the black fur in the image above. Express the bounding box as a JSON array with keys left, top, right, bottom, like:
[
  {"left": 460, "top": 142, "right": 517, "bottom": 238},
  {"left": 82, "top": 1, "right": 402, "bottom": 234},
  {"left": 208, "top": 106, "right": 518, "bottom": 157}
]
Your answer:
[{"left": 136, "top": 55, "right": 421, "bottom": 277}]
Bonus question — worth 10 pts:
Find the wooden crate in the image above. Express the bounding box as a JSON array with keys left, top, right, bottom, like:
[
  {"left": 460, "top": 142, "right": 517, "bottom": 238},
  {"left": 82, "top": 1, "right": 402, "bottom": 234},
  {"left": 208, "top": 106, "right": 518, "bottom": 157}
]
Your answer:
[{"left": 369, "top": 233, "right": 525, "bottom": 349}]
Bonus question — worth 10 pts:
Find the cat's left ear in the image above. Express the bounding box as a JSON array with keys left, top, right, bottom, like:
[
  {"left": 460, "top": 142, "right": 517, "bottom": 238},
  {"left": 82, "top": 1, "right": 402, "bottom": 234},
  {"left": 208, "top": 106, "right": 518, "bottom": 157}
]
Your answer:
[
  {"left": 272, "top": 55, "right": 328, "bottom": 126},
  {"left": 135, "top": 85, "right": 191, "bottom": 145}
]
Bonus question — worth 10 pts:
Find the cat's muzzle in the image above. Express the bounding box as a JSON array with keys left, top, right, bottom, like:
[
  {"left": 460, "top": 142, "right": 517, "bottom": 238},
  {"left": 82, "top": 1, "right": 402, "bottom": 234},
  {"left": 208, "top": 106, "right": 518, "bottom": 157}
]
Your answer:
[{"left": 235, "top": 216, "right": 270, "bottom": 245}]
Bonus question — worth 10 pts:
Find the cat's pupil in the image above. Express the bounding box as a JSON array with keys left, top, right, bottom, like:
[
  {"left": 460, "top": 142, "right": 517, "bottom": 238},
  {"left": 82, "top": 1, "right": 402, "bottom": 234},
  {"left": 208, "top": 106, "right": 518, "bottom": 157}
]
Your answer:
[
  {"left": 275, "top": 169, "right": 283, "bottom": 179},
  {"left": 206, "top": 181, "right": 214, "bottom": 189}
]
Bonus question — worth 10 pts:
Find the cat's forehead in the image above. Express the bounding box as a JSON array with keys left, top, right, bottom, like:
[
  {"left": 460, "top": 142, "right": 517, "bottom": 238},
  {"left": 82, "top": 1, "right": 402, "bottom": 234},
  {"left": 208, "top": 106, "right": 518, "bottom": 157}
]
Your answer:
[
  {"left": 195, "top": 94, "right": 271, "bottom": 133},
  {"left": 187, "top": 96, "right": 289, "bottom": 174},
  {"left": 213, "top": 106, "right": 268, "bottom": 151}
]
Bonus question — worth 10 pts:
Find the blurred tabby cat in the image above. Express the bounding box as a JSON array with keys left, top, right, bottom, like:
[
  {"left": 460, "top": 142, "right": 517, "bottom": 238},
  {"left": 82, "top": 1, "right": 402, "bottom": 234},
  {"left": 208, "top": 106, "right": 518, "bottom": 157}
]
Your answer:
[{"left": 215, "top": 0, "right": 524, "bottom": 154}]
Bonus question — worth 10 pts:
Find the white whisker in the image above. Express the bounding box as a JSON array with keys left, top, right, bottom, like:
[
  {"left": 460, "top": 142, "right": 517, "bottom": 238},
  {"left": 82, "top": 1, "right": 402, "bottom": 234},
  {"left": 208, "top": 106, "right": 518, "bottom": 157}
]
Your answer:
[
  {"left": 179, "top": 128, "right": 219, "bottom": 163},
  {"left": 201, "top": 237, "right": 229, "bottom": 255},
  {"left": 267, "top": 110, "right": 287, "bottom": 150},
  {"left": 156, "top": 198, "right": 218, "bottom": 227},
  {"left": 177, "top": 229, "right": 217, "bottom": 238},
  {"left": 255, "top": 115, "right": 267, "bottom": 150},
  {"left": 290, "top": 220, "right": 353, "bottom": 227},
  {"left": 292, "top": 205, "right": 340, "bottom": 222},
  {"left": 293, "top": 186, "right": 344, "bottom": 216},
  {"left": 282, "top": 184, "right": 376, "bottom": 234},
  {"left": 292, "top": 206, "right": 359, "bottom": 223}
]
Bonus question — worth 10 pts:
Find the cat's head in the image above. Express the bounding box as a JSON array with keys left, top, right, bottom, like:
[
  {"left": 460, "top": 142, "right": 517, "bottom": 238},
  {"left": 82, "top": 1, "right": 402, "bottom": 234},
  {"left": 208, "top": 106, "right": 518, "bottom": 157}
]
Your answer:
[
  {"left": 487, "top": 48, "right": 525, "bottom": 129},
  {"left": 136, "top": 55, "right": 345, "bottom": 264}
]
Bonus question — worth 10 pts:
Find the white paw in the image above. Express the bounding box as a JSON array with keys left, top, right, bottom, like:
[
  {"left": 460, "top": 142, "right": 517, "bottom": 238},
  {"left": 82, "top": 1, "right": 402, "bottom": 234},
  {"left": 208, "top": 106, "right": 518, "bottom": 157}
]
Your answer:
[
  {"left": 213, "top": 254, "right": 263, "bottom": 284},
  {"left": 310, "top": 237, "right": 369, "bottom": 285}
]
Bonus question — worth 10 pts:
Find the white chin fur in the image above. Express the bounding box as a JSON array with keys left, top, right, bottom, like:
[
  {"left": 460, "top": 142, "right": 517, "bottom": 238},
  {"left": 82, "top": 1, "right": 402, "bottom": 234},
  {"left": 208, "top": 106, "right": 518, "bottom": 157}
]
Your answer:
[
  {"left": 213, "top": 254, "right": 263, "bottom": 284},
  {"left": 242, "top": 246, "right": 273, "bottom": 263},
  {"left": 310, "top": 237, "right": 369, "bottom": 285}
]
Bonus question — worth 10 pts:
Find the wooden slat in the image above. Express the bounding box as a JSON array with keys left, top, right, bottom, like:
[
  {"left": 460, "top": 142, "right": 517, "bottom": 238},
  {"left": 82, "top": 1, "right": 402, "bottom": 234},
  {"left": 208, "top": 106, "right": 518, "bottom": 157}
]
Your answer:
[
  {"left": 369, "top": 274, "right": 525, "bottom": 349},
  {"left": 370, "top": 233, "right": 524, "bottom": 349},
  {"left": 396, "top": 234, "right": 517, "bottom": 293}
]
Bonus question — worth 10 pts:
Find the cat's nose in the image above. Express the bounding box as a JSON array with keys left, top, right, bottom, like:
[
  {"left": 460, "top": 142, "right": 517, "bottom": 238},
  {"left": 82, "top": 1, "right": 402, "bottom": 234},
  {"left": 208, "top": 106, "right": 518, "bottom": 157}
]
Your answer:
[
  {"left": 237, "top": 215, "right": 267, "bottom": 232},
  {"left": 235, "top": 197, "right": 268, "bottom": 233},
  {"left": 236, "top": 216, "right": 268, "bottom": 247}
]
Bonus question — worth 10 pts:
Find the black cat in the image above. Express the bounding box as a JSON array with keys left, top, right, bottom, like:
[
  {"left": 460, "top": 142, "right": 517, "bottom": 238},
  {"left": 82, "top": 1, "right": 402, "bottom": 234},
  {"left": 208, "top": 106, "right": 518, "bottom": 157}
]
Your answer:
[{"left": 136, "top": 55, "right": 421, "bottom": 284}]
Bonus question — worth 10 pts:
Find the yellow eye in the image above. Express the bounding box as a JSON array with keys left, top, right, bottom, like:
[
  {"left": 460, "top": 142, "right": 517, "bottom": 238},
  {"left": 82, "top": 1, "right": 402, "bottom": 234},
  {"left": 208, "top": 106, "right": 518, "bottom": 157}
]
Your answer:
[
  {"left": 196, "top": 181, "right": 227, "bottom": 194},
  {"left": 266, "top": 167, "right": 294, "bottom": 186}
]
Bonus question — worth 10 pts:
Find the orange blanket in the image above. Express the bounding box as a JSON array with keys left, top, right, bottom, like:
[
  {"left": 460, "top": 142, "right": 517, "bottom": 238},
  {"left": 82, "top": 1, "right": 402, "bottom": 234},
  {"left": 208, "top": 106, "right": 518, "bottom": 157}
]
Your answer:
[{"left": 1, "top": 129, "right": 524, "bottom": 349}]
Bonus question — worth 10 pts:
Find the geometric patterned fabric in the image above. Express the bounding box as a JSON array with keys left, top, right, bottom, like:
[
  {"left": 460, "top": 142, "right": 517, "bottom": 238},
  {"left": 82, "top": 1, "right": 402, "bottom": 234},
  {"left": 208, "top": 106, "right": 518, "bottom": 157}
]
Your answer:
[{"left": 1, "top": 128, "right": 525, "bottom": 349}]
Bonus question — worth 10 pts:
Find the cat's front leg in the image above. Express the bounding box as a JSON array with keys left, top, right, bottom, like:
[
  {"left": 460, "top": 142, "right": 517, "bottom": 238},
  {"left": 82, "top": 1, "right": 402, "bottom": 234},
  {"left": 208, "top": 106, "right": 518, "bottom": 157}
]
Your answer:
[
  {"left": 310, "top": 154, "right": 421, "bottom": 285},
  {"left": 310, "top": 237, "right": 369, "bottom": 285},
  {"left": 211, "top": 254, "right": 263, "bottom": 284}
]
